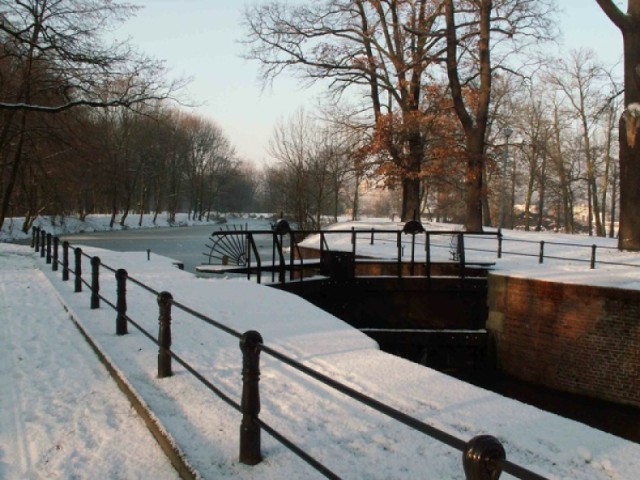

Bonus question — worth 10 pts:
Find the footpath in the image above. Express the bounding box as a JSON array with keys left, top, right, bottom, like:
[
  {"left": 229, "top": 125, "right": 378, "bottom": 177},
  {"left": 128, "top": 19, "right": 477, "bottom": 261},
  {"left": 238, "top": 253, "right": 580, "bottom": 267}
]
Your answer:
[{"left": 0, "top": 244, "right": 179, "bottom": 479}]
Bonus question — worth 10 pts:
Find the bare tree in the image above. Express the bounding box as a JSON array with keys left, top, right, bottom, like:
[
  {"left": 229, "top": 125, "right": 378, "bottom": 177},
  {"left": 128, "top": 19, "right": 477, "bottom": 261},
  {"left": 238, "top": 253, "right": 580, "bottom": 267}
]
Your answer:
[
  {"left": 266, "top": 110, "right": 354, "bottom": 228},
  {"left": 244, "top": 0, "right": 443, "bottom": 222},
  {"left": 601, "top": 95, "right": 621, "bottom": 237},
  {"left": 0, "top": 0, "right": 184, "bottom": 230},
  {"left": 443, "top": 0, "right": 556, "bottom": 231},
  {"left": 548, "top": 50, "right": 613, "bottom": 236},
  {"left": 513, "top": 84, "right": 552, "bottom": 231}
]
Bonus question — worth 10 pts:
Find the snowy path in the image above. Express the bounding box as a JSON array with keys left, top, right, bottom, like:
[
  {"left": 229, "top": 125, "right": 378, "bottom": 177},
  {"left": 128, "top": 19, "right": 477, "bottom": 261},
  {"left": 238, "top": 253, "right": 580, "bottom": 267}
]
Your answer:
[{"left": 0, "top": 247, "right": 179, "bottom": 480}]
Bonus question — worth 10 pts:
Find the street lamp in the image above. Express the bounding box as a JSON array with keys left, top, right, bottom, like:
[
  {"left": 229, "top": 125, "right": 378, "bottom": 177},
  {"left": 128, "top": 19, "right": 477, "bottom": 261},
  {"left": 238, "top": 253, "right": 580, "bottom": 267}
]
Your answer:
[{"left": 498, "top": 127, "right": 513, "bottom": 230}]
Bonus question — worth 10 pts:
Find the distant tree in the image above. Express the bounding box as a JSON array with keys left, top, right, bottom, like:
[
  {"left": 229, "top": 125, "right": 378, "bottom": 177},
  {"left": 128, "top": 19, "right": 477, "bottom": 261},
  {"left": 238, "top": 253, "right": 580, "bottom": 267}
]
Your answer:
[
  {"left": 548, "top": 50, "right": 614, "bottom": 237},
  {"left": 595, "top": 0, "right": 640, "bottom": 249},
  {"left": 601, "top": 94, "right": 621, "bottom": 238},
  {"left": 442, "top": 0, "right": 556, "bottom": 231},
  {"left": 244, "top": 0, "right": 442, "bottom": 222},
  {"left": 220, "top": 162, "right": 259, "bottom": 213},
  {"left": 178, "top": 114, "right": 237, "bottom": 220},
  {"left": 0, "top": 0, "right": 184, "bottom": 230},
  {"left": 266, "top": 110, "right": 353, "bottom": 228}
]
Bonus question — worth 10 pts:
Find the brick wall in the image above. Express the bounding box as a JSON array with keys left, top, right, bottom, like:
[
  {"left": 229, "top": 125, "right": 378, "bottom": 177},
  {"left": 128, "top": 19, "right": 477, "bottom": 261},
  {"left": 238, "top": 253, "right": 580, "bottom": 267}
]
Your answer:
[{"left": 487, "top": 274, "right": 640, "bottom": 408}]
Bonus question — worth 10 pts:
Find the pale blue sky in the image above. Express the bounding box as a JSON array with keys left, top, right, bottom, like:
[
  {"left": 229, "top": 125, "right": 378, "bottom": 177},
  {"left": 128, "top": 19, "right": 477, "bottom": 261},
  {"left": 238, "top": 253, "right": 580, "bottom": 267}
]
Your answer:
[{"left": 117, "top": 1, "right": 623, "bottom": 165}]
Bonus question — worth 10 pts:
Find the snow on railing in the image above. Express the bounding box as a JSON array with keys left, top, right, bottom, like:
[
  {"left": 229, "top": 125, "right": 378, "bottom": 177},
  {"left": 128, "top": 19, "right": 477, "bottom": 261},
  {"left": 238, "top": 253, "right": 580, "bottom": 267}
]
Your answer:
[
  {"left": 31, "top": 225, "right": 550, "bottom": 480},
  {"left": 201, "top": 222, "right": 637, "bottom": 285}
]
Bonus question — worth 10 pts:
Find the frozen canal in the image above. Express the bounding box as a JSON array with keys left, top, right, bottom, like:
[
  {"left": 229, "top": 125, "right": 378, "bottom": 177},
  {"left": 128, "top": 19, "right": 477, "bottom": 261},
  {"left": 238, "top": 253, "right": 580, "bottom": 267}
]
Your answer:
[{"left": 60, "top": 218, "right": 274, "bottom": 274}]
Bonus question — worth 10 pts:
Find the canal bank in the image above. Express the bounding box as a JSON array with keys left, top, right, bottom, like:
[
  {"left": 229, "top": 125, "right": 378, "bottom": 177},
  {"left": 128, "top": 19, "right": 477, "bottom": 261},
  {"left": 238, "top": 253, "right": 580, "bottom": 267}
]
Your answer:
[
  {"left": 275, "top": 272, "right": 640, "bottom": 444},
  {"left": 22, "top": 216, "right": 640, "bottom": 443}
]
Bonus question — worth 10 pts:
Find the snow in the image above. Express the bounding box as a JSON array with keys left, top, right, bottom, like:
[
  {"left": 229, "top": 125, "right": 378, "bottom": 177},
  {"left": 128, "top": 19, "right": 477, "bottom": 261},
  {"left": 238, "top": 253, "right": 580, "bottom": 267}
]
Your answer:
[
  {"left": 626, "top": 103, "right": 640, "bottom": 115},
  {"left": 300, "top": 219, "right": 640, "bottom": 291},
  {"left": 2, "top": 215, "right": 640, "bottom": 479},
  {"left": 0, "top": 212, "right": 272, "bottom": 243},
  {"left": 0, "top": 244, "right": 179, "bottom": 480}
]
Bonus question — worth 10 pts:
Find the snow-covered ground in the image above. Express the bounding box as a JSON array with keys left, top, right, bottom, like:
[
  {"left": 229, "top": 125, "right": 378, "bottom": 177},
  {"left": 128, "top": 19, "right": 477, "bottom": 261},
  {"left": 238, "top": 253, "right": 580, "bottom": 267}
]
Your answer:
[
  {"left": 0, "top": 244, "right": 179, "bottom": 479},
  {"left": 0, "top": 212, "right": 273, "bottom": 243},
  {"left": 2, "top": 215, "right": 640, "bottom": 479},
  {"left": 300, "top": 219, "right": 640, "bottom": 290}
]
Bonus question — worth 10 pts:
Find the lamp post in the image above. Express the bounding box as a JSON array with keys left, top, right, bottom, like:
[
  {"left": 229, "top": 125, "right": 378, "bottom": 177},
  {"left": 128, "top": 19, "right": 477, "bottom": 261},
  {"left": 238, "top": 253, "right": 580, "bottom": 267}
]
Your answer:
[{"left": 498, "top": 128, "right": 513, "bottom": 229}]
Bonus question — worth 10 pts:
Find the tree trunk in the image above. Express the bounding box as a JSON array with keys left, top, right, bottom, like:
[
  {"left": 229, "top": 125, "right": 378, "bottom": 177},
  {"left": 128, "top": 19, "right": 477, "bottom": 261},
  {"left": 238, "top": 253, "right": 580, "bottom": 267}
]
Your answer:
[
  {"left": 510, "top": 157, "right": 517, "bottom": 229},
  {"left": 600, "top": 131, "right": 612, "bottom": 231},
  {"left": 444, "top": 0, "right": 491, "bottom": 232},
  {"left": 552, "top": 106, "right": 573, "bottom": 233},
  {"left": 464, "top": 135, "right": 484, "bottom": 231},
  {"left": 596, "top": 0, "right": 640, "bottom": 248},
  {"left": 351, "top": 173, "right": 360, "bottom": 221},
  {"left": 523, "top": 144, "right": 536, "bottom": 232},
  {"left": 0, "top": 119, "right": 26, "bottom": 231},
  {"left": 618, "top": 111, "right": 640, "bottom": 248},
  {"left": 536, "top": 155, "right": 547, "bottom": 231},
  {"left": 401, "top": 177, "right": 421, "bottom": 222},
  {"left": 610, "top": 163, "right": 617, "bottom": 238},
  {"left": 617, "top": 19, "right": 640, "bottom": 247},
  {"left": 482, "top": 164, "right": 492, "bottom": 227},
  {"left": 120, "top": 206, "right": 129, "bottom": 226},
  {"left": 401, "top": 130, "right": 423, "bottom": 222}
]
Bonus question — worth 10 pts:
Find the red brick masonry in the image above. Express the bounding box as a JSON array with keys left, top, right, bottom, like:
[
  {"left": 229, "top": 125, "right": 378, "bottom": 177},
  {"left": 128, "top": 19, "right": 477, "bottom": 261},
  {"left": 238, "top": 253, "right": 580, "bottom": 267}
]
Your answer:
[{"left": 487, "top": 274, "right": 640, "bottom": 408}]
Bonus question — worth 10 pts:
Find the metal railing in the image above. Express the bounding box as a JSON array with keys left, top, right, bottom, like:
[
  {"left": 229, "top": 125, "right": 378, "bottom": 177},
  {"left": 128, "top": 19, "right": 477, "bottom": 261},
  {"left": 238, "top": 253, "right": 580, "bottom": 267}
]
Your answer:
[
  {"left": 29, "top": 225, "right": 550, "bottom": 479},
  {"left": 204, "top": 220, "right": 499, "bottom": 283},
  {"left": 203, "top": 221, "right": 640, "bottom": 287}
]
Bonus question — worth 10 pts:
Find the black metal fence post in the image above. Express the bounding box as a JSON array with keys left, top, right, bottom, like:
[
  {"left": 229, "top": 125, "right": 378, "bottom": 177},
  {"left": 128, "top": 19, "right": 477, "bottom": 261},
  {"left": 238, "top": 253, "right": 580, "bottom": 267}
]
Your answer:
[
  {"left": 157, "top": 291, "right": 173, "bottom": 378},
  {"left": 462, "top": 435, "right": 506, "bottom": 480},
  {"left": 34, "top": 227, "right": 40, "bottom": 252},
  {"left": 497, "top": 229, "right": 503, "bottom": 259},
  {"left": 590, "top": 244, "right": 597, "bottom": 269},
  {"left": 538, "top": 241, "right": 545, "bottom": 264},
  {"left": 410, "top": 233, "right": 416, "bottom": 276},
  {"left": 46, "top": 233, "right": 52, "bottom": 264},
  {"left": 425, "top": 232, "right": 431, "bottom": 280},
  {"left": 397, "top": 231, "right": 402, "bottom": 278},
  {"left": 90, "top": 256, "right": 100, "bottom": 309},
  {"left": 458, "top": 233, "right": 466, "bottom": 278},
  {"left": 351, "top": 227, "right": 356, "bottom": 257},
  {"left": 239, "top": 330, "right": 263, "bottom": 466},
  {"left": 289, "top": 231, "right": 295, "bottom": 281},
  {"left": 370, "top": 228, "right": 375, "bottom": 245},
  {"left": 52, "top": 237, "right": 59, "bottom": 271},
  {"left": 116, "top": 269, "right": 128, "bottom": 335},
  {"left": 74, "top": 247, "right": 82, "bottom": 292},
  {"left": 271, "top": 233, "right": 276, "bottom": 283},
  {"left": 40, "top": 230, "right": 46, "bottom": 258},
  {"left": 62, "top": 241, "right": 70, "bottom": 281},
  {"left": 31, "top": 226, "right": 37, "bottom": 249}
]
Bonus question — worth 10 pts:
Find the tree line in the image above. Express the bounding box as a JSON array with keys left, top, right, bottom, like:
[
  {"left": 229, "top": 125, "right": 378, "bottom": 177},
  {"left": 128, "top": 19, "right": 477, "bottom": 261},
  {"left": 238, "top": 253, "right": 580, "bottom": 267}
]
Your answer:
[
  {"left": 243, "top": 0, "right": 640, "bottom": 249},
  {"left": 1, "top": 1, "right": 636, "bottom": 248},
  {"left": 265, "top": 47, "right": 621, "bottom": 236}
]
